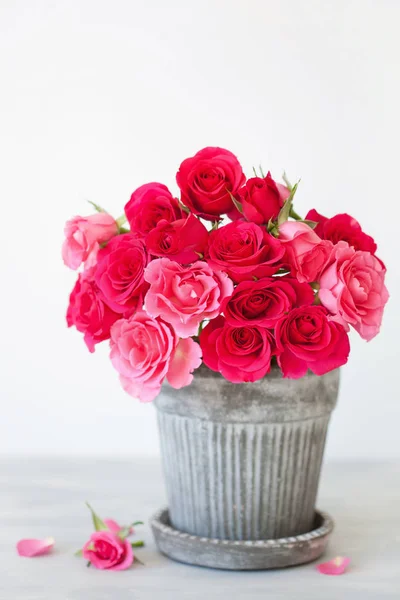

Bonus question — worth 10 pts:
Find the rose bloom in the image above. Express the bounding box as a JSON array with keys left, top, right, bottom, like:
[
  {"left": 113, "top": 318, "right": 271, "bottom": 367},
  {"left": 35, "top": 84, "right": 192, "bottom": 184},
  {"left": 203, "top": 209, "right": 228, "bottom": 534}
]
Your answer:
[
  {"left": 62, "top": 213, "right": 118, "bottom": 270},
  {"left": 82, "top": 530, "right": 133, "bottom": 571},
  {"left": 238, "top": 173, "right": 290, "bottom": 224},
  {"left": 279, "top": 221, "right": 333, "bottom": 283},
  {"left": 319, "top": 242, "right": 389, "bottom": 341},
  {"left": 124, "top": 182, "right": 183, "bottom": 237},
  {"left": 95, "top": 234, "right": 149, "bottom": 314},
  {"left": 176, "top": 146, "right": 245, "bottom": 220},
  {"left": 221, "top": 276, "right": 314, "bottom": 327},
  {"left": 200, "top": 316, "right": 274, "bottom": 383},
  {"left": 146, "top": 214, "right": 209, "bottom": 263},
  {"left": 306, "top": 209, "right": 377, "bottom": 254},
  {"left": 67, "top": 267, "right": 120, "bottom": 352},
  {"left": 275, "top": 305, "right": 350, "bottom": 378},
  {"left": 207, "top": 221, "right": 285, "bottom": 283},
  {"left": 110, "top": 311, "right": 202, "bottom": 402},
  {"left": 144, "top": 258, "right": 233, "bottom": 337}
]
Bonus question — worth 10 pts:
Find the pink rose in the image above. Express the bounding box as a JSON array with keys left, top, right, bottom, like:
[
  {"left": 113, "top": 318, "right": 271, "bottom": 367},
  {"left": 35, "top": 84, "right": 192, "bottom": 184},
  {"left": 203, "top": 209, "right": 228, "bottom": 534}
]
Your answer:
[
  {"left": 319, "top": 242, "right": 389, "bottom": 341},
  {"left": 200, "top": 316, "right": 274, "bottom": 383},
  {"left": 238, "top": 173, "right": 290, "bottom": 224},
  {"left": 221, "top": 276, "right": 314, "bottom": 327},
  {"left": 176, "top": 147, "right": 245, "bottom": 220},
  {"left": 207, "top": 221, "right": 285, "bottom": 283},
  {"left": 124, "top": 182, "right": 183, "bottom": 237},
  {"left": 144, "top": 258, "right": 233, "bottom": 337},
  {"left": 62, "top": 213, "right": 118, "bottom": 270},
  {"left": 67, "top": 267, "right": 120, "bottom": 352},
  {"left": 145, "top": 214, "right": 209, "bottom": 263},
  {"left": 275, "top": 305, "right": 350, "bottom": 378},
  {"left": 110, "top": 311, "right": 202, "bottom": 402},
  {"left": 95, "top": 234, "right": 149, "bottom": 314},
  {"left": 82, "top": 531, "right": 133, "bottom": 571},
  {"left": 279, "top": 221, "right": 333, "bottom": 283}
]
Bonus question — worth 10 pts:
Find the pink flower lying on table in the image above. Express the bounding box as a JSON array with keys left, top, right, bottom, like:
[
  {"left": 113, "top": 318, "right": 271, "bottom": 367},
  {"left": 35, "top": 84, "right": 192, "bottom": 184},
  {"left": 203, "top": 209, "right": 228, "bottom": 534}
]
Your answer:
[
  {"left": 16, "top": 537, "right": 55, "bottom": 557},
  {"left": 316, "top": 556, "right": 351, "bottom": 575}
]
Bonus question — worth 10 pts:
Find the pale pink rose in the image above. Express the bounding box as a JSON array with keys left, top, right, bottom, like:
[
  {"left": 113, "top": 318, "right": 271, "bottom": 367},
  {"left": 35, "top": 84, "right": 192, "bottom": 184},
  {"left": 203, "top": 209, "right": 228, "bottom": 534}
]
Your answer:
[
  {"left": 110, "top": 311, "right": 202, "bottom": 402},
  {"left": 82, "top": 531, "right": 133, "bottom": 571},
  {"left": 279, "top": 221, "right": 333, "bottom": 283},
  {"left": 62, "top": 213, "right": 118, "bottom": 270},
  {"left": 319, "top": 241, "right": 389, "bottom": 341},
  {"left": 144, "top": 258, "right": 233, "bottom": 337}
]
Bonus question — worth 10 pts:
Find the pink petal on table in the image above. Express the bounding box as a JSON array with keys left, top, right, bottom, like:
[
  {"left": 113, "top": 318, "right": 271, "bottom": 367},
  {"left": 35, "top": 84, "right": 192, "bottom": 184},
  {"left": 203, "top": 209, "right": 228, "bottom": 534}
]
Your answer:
[
  {"left": 16, "top": 537, "right": 55, "bottom": 557},
  {"left": 316, "top": 556, "right": 351, "bottom": 575}
]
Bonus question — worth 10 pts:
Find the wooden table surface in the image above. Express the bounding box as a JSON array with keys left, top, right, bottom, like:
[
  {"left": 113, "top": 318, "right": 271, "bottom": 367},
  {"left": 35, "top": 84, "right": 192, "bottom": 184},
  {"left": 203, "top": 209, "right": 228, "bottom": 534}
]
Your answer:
[{"left": 1, "top": 458, "right": 399, "bottom": 599}]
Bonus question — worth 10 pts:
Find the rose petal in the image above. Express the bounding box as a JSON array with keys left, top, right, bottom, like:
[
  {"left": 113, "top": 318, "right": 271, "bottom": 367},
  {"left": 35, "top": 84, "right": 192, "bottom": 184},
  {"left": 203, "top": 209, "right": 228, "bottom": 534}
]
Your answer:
[
  {"left": 16, "top": 537, "right": 55, "bottom": 557},
  {"left": 104, "top": 519, "right": 123, "bottom": 534},
  {"left": 316, "top": 556, "right": 350, "bottom": 575}
]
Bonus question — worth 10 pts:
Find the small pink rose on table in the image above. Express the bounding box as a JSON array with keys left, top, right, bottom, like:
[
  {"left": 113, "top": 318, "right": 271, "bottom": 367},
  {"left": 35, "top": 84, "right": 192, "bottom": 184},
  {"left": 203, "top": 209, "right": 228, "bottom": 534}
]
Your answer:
[
  {"left": 17, "top": 537, "right": 55, "bottom": 557},
  {"left": 316, "top": 556, "right": 350, "bottom": 575},
  {"left": 77, "top": 504, "right": 144, "bottom": 571},
  {"left": 62, "top": 213, "right": 118, "bottom": 270}
]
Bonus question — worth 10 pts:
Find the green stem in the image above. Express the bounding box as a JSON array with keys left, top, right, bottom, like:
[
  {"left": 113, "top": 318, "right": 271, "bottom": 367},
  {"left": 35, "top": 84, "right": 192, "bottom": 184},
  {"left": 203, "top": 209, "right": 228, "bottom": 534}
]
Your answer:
[
  {"left": 131, "top": 540, "right": 145, "bottom": 548},
  {"left": 289, "top": 207, "right": 303, "bottom": 221}
]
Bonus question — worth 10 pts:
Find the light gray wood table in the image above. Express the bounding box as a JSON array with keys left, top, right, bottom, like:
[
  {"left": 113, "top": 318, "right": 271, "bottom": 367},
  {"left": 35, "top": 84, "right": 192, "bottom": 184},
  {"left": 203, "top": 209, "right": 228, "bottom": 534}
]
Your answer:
[{"left": 1, "top": 458, "right": 399, "bottom": 599}]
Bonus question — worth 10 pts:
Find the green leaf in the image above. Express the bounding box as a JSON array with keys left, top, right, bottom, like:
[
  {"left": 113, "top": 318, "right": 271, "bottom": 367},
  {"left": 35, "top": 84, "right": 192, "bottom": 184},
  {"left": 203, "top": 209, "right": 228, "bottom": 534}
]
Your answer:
[
  {"left": 85, "top": 502, "right": 108, "bottom": 532},
  {"left": 227, "top": 190, "right": 243, "bottom": 214},
  {"left": 277, "top": 181, "right": 300, "bottom": 227},
  {"left": 87, "top": 200, "right": 106, "bottom": 213},
  {"left": 131, "top": 540, "right": 145, "bottom": 548},
  {"left": 74, "top": 549, "right": 83, "bottom": 557},
  {"left": 134, "top": 556, "right": 145, "bottom": 566},
  {"left": 301, "top": 219, "right": 318, "bottom": 229},
  {"left": 259, "top": 164, "right": 265, "bottom": 178},
  {"left": 252, "top": 166, "right": 258, "bottom": 177},
  {"left": 116, "top": 214, "right": 127, "bottom": 229},
  {"left": 282, "top": 171, "right": 293, "bottom": 191},
  {"left": 178, "top": 199, "right": 190, "bottom": 214}
]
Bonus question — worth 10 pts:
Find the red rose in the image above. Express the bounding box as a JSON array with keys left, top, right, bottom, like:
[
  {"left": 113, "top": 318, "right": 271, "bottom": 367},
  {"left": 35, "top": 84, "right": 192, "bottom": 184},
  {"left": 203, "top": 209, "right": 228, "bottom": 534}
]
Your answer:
[
  {"left": 145, "top": 214, "right": 209, "bottom": 263},
  {"left": 238, "top": 173, "right": 289, "bottom": 224},
  {"left": 200, "top": 316, "right": 274, "bottom": 383},
  {"left": 221, "top": 276, "right": 314, "bottom": 327},
  {"left": 306, "top": 209, "right": 377, "bottom": 254},
  {"left": 207, "top": 221, "right": 285, "bottom": 282},
  {"left": 95, "top": 234, "right": 149, "bottom": 314},
  {"left": 124, "top": 182, "right": 183, "bottom": 237},
  {"left": 176, "top": 147, "right": 245, "bottom": 220},
  {"left": 66, "top": 267, "right": 120, "bottom": 352},
  {"left": 275, "top": 305, "right": 350, "bottom": 378}
]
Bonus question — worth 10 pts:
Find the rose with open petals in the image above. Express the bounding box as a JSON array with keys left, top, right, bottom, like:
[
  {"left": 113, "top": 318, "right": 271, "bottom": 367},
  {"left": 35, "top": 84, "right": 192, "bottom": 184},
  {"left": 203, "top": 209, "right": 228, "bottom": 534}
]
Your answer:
[
  {"left": 238, "top": 173, "right": 290, "bottom": 224},
  {"left": 67, "top": 267, "right": 121, "bottom": 352},
  {"left": 221, "top": 276, "right": 314, "bottom": 327},
  {"left": 200, "top": 316, "right": 274, "bottom": 383},
  {"left": 279, "top": 221, "right": 333, "bottom": 283},
  {"left": 110, "top": 311, "right": 202, "bottom": 402},
  {"left": 306, "top": 209, "right": 377, "bottom": 254},
  {"left": 144, "top": 258, "right": 233, "bottom": 337},
  {"left": 176, "top": 147, "right": 245, "bottom": 220},
  {"left": 124, "top": 182, "right": 183, "bottom": 237},
  {"left": 95, "top": 234, "right": 149, "bottom": 314},
  {"left": 82, "top": 531, "right": 133, "bottom": 571},
  {"left": 207, "top": 221, "right": 285, "bottom": 282},
  {"left": 319, "top": 242, "right": 389, "bottom": 341},
  {"left": 275, "top": 305, "right": 350, "bottom": 378},
  {"left": 62, "top": 213, "right": 118, "bottom": 270},
  {"left": 146, "top": 214, "right": 209, "bottom": 263}
]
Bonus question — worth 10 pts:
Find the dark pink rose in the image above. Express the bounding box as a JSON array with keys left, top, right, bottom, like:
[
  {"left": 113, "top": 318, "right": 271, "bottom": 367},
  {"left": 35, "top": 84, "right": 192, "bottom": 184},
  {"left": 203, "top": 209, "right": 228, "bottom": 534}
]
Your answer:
[
  {"left": 221, "top": 276, "right": 314, "bottom": 327},
  {"left": 145, "top": 214, "right": 209, "bottom": 263},
  {"left": 144, "top": 258, "right": 233, "bottom": 337},
  {"left": 275, "top": 305, "right": 350, "bottom": 378},
  {"left": 279, "top": 221, "right": 333, "bottom": 283},
  {"left": 238, "top": 173, "right": 289, "bottom": 224},
  {"left": 124, "top": 182, "right": 183, "bottom": 237},
  {"left": 95, "top": 234, "right": 149, "bottom": 314},
  {"left": 67, "top": 267, "right": 120, "bottom": 352},
  {"left": 306, "top": 209, "right": 377, "bottom": 254},
  {"left": 62, "top": 213, "right": 118, "bottom": 270},
  {"left": 82, "top": 531, "right": 133, "bottom": 571},
  {"left": 319, "top": 242, "right": 389, "bottom": 341},
  {"left": 176, "top": 147, "right": 245, "bottom": 220},
  {"left": 110, "top": 311, "right": 202, "bottom": 402},
  {"left": 200, "top": 316, "right": 274, "bottom": 383},
  {"left": 207, "top": 221, "right": 285, "bottom": 282}
]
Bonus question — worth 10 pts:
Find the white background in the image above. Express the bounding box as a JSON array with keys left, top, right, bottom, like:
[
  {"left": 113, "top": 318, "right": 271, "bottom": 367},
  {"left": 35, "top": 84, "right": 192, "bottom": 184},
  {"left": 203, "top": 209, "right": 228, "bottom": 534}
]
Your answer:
[{"left": 1, "top": 0, "right": 398, "bottom": 460}]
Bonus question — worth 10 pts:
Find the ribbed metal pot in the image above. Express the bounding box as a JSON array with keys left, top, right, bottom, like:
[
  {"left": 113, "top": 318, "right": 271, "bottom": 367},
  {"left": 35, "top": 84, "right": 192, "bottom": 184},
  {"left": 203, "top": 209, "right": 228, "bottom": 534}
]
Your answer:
[{"left": 155, "top": 364, "right": 340, "bottom": 541}]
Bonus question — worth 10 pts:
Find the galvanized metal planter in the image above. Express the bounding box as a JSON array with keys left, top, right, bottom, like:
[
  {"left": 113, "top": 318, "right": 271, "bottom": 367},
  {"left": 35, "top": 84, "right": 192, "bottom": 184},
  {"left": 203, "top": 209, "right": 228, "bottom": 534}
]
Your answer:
[{"left": 154, "top": 364, "right": 340, "bottom": 564}]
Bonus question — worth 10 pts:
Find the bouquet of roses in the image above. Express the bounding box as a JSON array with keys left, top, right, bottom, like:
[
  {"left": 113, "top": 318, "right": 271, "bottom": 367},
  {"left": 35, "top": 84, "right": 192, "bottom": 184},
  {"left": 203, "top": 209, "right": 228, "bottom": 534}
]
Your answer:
[{"left": 63, "top": 147, "right": 388, "bottom": 402}]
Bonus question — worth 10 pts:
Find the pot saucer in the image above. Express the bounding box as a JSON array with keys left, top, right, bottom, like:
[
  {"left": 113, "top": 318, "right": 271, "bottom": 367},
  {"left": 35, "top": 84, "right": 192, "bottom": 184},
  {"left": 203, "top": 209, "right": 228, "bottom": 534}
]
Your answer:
[{"left": 151, "top": 508, "right": 334, "bottom": 570}]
